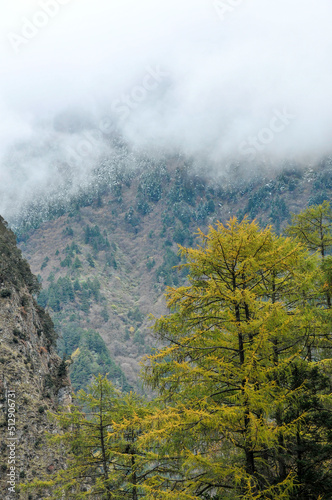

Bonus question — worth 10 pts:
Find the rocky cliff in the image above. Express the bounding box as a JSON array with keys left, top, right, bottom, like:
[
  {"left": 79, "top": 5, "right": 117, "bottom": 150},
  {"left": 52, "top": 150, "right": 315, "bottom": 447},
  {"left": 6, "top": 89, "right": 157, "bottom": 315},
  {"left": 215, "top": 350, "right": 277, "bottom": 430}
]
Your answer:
[{"left": 0, "top": 216, "right": 71, "bottom": 499}]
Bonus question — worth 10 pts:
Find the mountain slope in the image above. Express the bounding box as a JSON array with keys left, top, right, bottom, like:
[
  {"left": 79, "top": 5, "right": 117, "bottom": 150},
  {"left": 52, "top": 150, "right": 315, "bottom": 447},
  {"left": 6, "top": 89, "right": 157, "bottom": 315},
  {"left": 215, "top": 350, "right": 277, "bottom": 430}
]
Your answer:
[
  {"left": 17, "top": 155, "right": 332, "bottom": 391},
  {"left": 0, "top": 216, "right": 71, "bottom": 499}
]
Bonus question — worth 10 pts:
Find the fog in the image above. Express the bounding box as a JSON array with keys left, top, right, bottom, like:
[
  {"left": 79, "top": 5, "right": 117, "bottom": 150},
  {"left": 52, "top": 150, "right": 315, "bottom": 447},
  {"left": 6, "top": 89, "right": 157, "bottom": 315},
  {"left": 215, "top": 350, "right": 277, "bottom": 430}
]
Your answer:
[{"left": 1, "top": 0, "right": 332, "bottom": 220}]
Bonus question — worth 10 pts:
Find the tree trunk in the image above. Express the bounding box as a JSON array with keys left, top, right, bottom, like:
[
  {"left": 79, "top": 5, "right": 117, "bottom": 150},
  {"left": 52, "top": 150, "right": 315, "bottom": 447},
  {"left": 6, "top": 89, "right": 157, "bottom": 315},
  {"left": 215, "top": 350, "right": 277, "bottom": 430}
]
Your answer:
[{"left": 99, "top": 383, "right": 112, "bottom": 500}]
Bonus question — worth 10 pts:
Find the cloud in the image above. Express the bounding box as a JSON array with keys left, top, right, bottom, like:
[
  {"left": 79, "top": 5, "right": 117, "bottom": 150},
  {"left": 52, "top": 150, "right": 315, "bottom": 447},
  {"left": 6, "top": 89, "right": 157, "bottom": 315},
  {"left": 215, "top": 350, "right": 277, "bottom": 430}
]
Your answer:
[{"left": 1, "top": 0, "right": 332, "bottom": 219}]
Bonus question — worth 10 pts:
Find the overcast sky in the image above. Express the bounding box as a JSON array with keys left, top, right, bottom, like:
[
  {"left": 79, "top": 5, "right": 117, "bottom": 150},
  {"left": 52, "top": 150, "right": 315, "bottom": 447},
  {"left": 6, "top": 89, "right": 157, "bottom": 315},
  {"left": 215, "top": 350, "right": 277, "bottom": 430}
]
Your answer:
[{"left": 1, "top": 0, "right": 332, "bottom": 218}]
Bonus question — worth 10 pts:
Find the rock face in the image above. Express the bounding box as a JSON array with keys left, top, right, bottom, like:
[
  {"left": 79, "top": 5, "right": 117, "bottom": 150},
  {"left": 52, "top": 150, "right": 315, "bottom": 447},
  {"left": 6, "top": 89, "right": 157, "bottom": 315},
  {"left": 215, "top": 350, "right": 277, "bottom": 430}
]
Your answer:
[{"left": 0, "top": 216, "right": 71, "bottom": 499}]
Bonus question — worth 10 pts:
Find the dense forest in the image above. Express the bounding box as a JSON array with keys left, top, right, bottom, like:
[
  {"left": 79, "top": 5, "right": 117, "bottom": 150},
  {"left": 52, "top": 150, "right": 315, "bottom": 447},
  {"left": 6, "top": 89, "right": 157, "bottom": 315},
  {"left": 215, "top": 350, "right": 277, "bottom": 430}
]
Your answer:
[{"left": 25, "top": 202, "right": 332, "bottom": 499}]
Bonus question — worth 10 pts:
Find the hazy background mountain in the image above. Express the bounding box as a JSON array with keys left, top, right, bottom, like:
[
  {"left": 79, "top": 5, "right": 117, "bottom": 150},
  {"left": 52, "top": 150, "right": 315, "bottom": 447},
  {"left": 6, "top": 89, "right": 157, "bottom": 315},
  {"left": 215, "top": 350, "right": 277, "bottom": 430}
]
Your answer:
[{"left": 1, "top": 0, "right": 332, "bottom": 222}]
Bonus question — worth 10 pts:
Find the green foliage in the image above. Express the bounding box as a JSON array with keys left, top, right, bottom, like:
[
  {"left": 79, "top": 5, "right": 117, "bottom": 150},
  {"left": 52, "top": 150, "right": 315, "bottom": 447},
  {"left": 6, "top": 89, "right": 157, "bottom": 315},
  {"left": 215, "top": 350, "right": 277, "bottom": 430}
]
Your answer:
[
  {"left": 308, "top": 192, "right": 329, "bottom": 206},
  {"left": 57, "top": 358, "right": 67, "bottom": 378},
  {"left": 287, "top": 201, "right": 332, "bottom": 257},
  {"left": 270, "top": 196, "right": 289, "bottom": 230},
  {"left": 146, "top": 257, "right": 155, "bottom": 270},
  {"left": 156, "top": 247, "right": 181, "bottom": 286},
  {"left": 58, "top": 325, "right": 128, "bottom": 392},
  {"left": 124, "top": 328, "right": 130, "bottom": 341},
  {"left": 161, "top": 210, "right": 175, "bottom": 230},
  {"left": 172, "top": 201, "right": 193, "bottom": 225},
  {"left": 173, "top": 222, "right": 193, "bottom": 245},
  {"left": 137, "top": 198, "right": 151, "bottom": 215},
  {"left": 87, "top": 253, "right": 95, "bottom": 267},
  {"left": 144, "top": 217, "right": 332, "bottom": 499},
  {"left": 125, "top": 207, "right": 140, "bottom": 228},
  {"left": 83, "top": 277, "right": 101, "bottom": 302},
  {"left": 41, "top": 256, "right": 49, "bottom": 270},
  {"left": 0, "top": 216, "right": 40, "bottom": 294},
  {"left": 11, "top": 163, "right": 332, "bottom": 499},
  {"left": 239, "top": 185, "right": 272, "bottom": 219},
  {"left": 287, "top": 201, "right": 332, "bottom": 312},
  {"left": 168, "top": 166, "right": 198, "bottom": 206},
  {"left": 60, "top": 255, "right": 72, "bottom": 268},
  {"left": 38, "top": 275, "right": 102, "bottom": 315},
  {"left": 24, "top": 211, "right": 332, "bottom": 500},
  {"left": 133, "top": 330, "right": 145, "bottom": 348},
  {"left": 72, "top": 256, "right": 82, "bottom": 269},
  {"left": 277, "top": 168, "right": 302, "bottom": 191},
  {"left": 47, "top": 272, "right": 55, "bottom": 283},
  {"left": 38, "top": 276, "right": 75, "bottom": 311},
  {"left": 73, "top": 279, "right": 81, "bottom": 291},
  {"left": 64, "top": 242, "right": 82, "bottom": 257},
  {"left": 101, "top": 307, "right": 109, "bottom": 323},
  {"left": 25, "top": 376, "right": 154, "bottom": 500},
  {"left": 35, "top": 303, "right": 58, "bottom": 345},
  {"left": 80, "top": 293, "right": 90, "bottom": 313},
  {"left": 312, "top": 168, "right": 332, "bottom": 191},
  {"left": 63, "top": 226, "right": 74, "bottom": 237},
  {"left": 84, "top": 225, "right": 110, "bottom": 252},
  {"left": 195, "top": 198, "right": 215, "bottom": 221},
  {"left": 278, "top": 360, "right": 332, "bottom": 498},
  {"left": 105, "top": 250, "right": 117, "bottom": 268},
  {"left": 127, "top": 307, "right": 144, "bottom": 325},
  {"left": 137, "top": 163, "right": 168, "bottom": 202}
]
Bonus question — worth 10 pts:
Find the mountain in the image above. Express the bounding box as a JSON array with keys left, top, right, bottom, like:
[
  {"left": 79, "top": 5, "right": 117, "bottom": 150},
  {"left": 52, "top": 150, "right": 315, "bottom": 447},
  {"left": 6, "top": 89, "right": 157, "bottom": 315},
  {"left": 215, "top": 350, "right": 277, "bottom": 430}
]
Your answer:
[
  {"left": 0, "top": 216, "right": 71, "bottom": 499},
  {"left": 13, "top": 152, "right": 332, "bottom": 393}
]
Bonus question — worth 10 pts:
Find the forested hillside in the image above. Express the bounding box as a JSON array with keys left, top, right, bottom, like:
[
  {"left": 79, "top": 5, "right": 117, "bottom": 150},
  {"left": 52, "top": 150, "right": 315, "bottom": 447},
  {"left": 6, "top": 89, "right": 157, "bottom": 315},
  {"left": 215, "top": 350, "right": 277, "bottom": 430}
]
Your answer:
[
  {"left": 26, "top": 205, "right": 332, "bottom": 500},
  {"left": 16, "top": 153, "right": 332, "bottom": 392}
]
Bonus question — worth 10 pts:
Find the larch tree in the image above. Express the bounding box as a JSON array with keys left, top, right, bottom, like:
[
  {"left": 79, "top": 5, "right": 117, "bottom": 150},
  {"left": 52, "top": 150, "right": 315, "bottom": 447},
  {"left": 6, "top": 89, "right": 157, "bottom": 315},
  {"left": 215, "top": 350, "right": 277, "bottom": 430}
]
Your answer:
[
  {"left": 24, "top": 375, "right": 155, "bottom": 500},
  {"left": 286, "top": 200, "right": 332, "bottom": 307},
  {"left": 143, "top": 217, "right": 331, "bottom": 499},
  {"left": 285, "top": 203, "right": 332, "bottom": 498}
]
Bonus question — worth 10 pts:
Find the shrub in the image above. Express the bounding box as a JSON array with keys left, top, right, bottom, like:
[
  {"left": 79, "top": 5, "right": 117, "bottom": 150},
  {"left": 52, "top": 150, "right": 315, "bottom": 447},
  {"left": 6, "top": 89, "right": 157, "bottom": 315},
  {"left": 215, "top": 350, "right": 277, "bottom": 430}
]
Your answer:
[
  {"left": 41, "top": 256, "right": 49, "bottom": 270},
  {"left": 73, "top": 257, "right": 83, "bottom": 269},
  {"left": 63, "top": 226, "right": 74, "bottom": 237},
  {"left": 146, "top": 258, "right": 156, "bottom": 271},
  {"left": 60, "top": 255, "right": 72, "bottom": 268}
]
